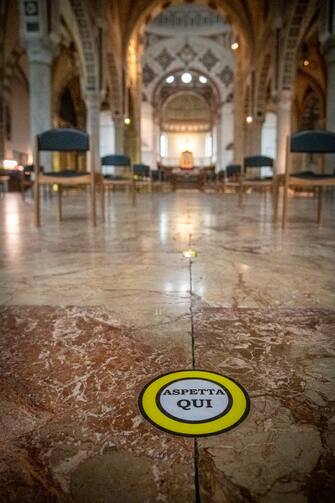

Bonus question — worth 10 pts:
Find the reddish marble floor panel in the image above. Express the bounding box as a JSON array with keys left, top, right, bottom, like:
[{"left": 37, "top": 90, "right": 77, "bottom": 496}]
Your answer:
[
  {"left": 193, "top": 307, "right": 335, "bottom": 503},
  {"left": 0, "top": 306, "right": 195, "bottom": 503}
]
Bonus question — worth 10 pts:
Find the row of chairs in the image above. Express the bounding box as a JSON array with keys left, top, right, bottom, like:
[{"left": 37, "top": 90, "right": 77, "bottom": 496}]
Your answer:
[
  {"left": 33, "top": 129, "right": 162, "bottom": 226},
  {"left": 32, "top": 127, "right": 335, "bottom": 227},
  {"left": 213, "top": 156, "right": 278, "bottom": 216},
  {"left": 211, "top": 130, "right": 335, "bottom": 226}
]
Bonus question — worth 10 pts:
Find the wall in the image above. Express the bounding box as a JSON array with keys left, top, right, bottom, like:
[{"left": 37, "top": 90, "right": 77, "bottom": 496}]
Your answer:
[
  {"left": 162, "top": 131, "right": 212, "bottom": 164},
  {"left": 8, "top": 74, "right": 30, "bottom": 163},
  {"left": 100, "top": 111, "right": 115, "bottom": 156}
]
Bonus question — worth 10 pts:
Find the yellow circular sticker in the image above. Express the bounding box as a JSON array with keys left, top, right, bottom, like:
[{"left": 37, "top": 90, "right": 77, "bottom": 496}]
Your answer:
[{"left": 138, "top": 370, "right": 250, "bottom": 437}]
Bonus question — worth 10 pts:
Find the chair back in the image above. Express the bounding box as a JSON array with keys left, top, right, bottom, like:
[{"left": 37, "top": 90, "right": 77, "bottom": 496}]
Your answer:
[
  {"left": 37, "top": 128, "right": 89, "bottom": 152},
  {"left": 133, "top": 163, "right": 151, "bottom": 177},
  {"left": 217, "top": 170, "right": 225, "bottom": 180},
  {"left": 290, "top": 130, "right": 335, "bottom": 153},
  {"left": 101, "top": 154, "right": 131, "bottom": 167},
  {"left": 244, "top": 156, "right": 273, "bottom": 169},
  {"left": 226, "top": 164, "right": 241, "bottom": 177}
]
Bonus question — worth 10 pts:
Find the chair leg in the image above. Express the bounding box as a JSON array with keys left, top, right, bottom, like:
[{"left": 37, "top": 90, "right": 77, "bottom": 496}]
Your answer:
[
  {"left": 101, "top": 184, "right": 105, "bottom": 223},
  {"left": 272, "top": 178, "right": 279, "bottom": 222},
  {"left": 21, "top": 176, "right": 25, "bottom": 201},
  {"left": 91, "top": 182, "right": 96, "bottom": 226},
  {"left": 34, "top": 181, "right": 41, "bottom": 227},
  {"left": 58, "top": 185, "right": 63, "bottom": 221},
  {"left": 132, "top": 181, "right": 136, "bottom": 206},
  {"left": 282, "top": 181, "right": 289, "bottom": 229},
  {"left": 239, "top": 181, "right": 243, "bottom": 207},
  {"left": 317, "top": 187, "right": 323, "bottom": 224}
]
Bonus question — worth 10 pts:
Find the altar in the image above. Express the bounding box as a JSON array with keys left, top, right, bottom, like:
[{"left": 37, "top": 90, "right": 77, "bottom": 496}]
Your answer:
[{"left": 163, "top": 151, "right": 215, "bottom": 190}]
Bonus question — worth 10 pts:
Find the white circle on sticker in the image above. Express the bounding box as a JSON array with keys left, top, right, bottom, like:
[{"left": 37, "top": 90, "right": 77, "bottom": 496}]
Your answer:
[{"left": 157, "top": 378, "right": 231, "bottom": 423}]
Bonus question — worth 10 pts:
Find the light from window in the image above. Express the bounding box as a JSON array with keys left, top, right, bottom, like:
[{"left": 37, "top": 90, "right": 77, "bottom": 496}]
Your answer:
[
  {"left": 160, "top": 134, "right": 168, "bottom": 157},
  {"left": 181, "top": 72, "right": 192, "bottom": 84},
  {"left": 205, "top": 134, "right": 212, "bottom": 157}
]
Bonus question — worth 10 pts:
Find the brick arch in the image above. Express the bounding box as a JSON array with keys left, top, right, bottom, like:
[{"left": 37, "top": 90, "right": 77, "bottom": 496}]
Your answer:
[
  {"left": 69, "top": 0, "right": 98, "bottom": 92},
  {"left": 279, "top": 0, "right": 318, "bottom": 92}
]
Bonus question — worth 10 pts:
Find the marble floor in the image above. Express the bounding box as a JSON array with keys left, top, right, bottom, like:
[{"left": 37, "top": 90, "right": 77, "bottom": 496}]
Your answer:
[{"left": 0, "top": 190, "right": 335, "bottom": 502}]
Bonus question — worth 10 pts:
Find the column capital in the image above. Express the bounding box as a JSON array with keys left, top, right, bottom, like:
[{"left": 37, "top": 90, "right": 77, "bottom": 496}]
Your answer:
[
  {"left": 85, "top": 92, "right": 101, "bottom": 110},
  {"left": 277, "top": 90, "right": 292, "bottom": 109},
  {"left": 25, "top": 38, "right": 56, "bottom": 65}
]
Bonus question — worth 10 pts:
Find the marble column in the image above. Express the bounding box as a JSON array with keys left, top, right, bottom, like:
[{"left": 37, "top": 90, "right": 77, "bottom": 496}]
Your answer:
[
  {"left": 216, "top": 114, "right": 223, "bottom": 172},
  {"left": 86, "top": 92, "right": 101, "bottom": 173},
  {"left": 246, "top": 118, "right": 263, "bottom": 156},
  {"left": 114, "top": 117, "right": 125, "bottom": 154},
  {"left": 233, "top": 70, "right": 244, "bottom": 164},
  {"left": 325, "top": 39, "right": 335, "bottom": 172},
  {"left": 27, "top": 42, "right": 53, "bottom": 171},
  {"left": 276, "top": 90, "right": 292, "bottom": 175}
]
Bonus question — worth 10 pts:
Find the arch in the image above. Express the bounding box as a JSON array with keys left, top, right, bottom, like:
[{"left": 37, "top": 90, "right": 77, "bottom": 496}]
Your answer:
[
  {"left": 300, "top": 90, "right": 322, "bottom": 130},
  {"left": 152, "top": 67, "right": 221, "bottom": 110},
  {"left": 125, "top": 0, "right": 254, "bottom": 61},
  {"left": 68, "top": 0, "right": 98, "bottom": 92},
  {"left": 279, "top": 0, "right": 318, "bottom": 92},
  {"left": 255, "top": 52, "right": 271, "bottom": 119}
]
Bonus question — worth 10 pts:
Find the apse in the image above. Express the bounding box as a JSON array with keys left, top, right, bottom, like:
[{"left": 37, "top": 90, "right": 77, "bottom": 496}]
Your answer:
[{"left": 140, "top": 3, "right": 236, "bottom": 171}]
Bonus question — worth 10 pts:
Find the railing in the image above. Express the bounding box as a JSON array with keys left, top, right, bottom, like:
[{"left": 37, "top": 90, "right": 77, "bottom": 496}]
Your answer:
[{"left": 159, "top": 156, "right": 214, "bottom": 167}]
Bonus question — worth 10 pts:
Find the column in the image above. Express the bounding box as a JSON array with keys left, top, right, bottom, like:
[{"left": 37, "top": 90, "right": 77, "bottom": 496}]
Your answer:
[
  {"left": 27, "top": 42, "right": 53, "bottom": 170},
  {"left": 325, "top": 39, "right": 335, "bottom": 172},
  {"left": 100, "top": 111, "right": 115, "bottom": 157},
  {"left": 86, "top": 92, "right": 100, "bottom": 172},
  {"left": 216, "top": 114, "right": 223, "bottom": 172},
  {"left": 114, "top": 117, "right": 125, "bottom": 153},
  {"left": 276, "top": 90, "right": 292, "bottom": 175},
  {"left": 220, "top": 102, "right": 234, "bottom": 167},
  {"left": 233, "top": 69, "right": 244, "bottom": 164},
  {"left": 246, "top": 118, "right": 263, "bottom": 156}
]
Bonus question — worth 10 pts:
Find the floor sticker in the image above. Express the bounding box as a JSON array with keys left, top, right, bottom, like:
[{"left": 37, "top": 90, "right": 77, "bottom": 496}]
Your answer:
[{"left": 138, "top": 369, "right": 250, "bottom": 437}]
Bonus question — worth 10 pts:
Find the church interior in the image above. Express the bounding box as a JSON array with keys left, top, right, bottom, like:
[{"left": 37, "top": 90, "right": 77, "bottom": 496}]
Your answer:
[{"left": 0, "top": 1, "right": 335, "bottom": 502}]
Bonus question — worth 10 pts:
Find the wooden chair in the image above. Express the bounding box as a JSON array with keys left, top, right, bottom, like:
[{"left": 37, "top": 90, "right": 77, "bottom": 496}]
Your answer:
[
  {"left": 239, "top": 155, "right": 278, "bottom": 216},
  {"left": 151, "top": 168, "right": 165, "bottom": 191},
  {"left": 34, "top": 128, "right": 101, "bottom": 227},
  {"left": 282, "top": 129, "right": 335, "bottom": 228},
  {"left": 101, "top": 155, "right": 134, "bottom": 192},
  {"left": 20, "top": 164, "right": 35, "bottom": 199},
  {"left": 217, "top": 164, "right": 241, "bottom": 192},
  {"left": 200, "top": 165, "right": 216, "bottom": 191},
  {"left": 133, "top": 163, "right": 152, "bottom": 192}
]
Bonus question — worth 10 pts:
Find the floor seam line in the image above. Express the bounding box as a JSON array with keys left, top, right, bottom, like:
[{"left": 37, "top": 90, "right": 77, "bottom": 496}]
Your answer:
[{"left": 188, "top": 234, "right": 201, "bottom": 503}]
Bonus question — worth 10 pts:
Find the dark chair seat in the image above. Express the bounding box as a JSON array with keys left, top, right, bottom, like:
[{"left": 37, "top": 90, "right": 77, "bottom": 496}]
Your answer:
[
  {"left": 103, "top": 174, "right": 128, "bottom": 181},
  {"left": 282, "top": 129, "right": 335, "bottom": 228},
  {"left": 43, "top": 170, "right": 89, "bottom": 177},
  {"left": 291, "top": 171, "right": 335, "bottom": 180},
  {"left": 244, "top": 176, "right": 273, "bottom": 182}
]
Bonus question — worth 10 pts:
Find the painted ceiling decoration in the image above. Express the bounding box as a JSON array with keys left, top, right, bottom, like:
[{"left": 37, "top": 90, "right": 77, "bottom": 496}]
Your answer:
[
  {"left": 142, "top": 63, "right": 157, "bottom": 86},
  {"left": 163, "top": 93, "right": 211, "bottom": 122},
  {"left": 155, "top": 47, "right": 175, "bottom": 70},
  {"left": 142, "top": 3, "right": 235, "bottom": 108},
  {"left": 177, "top": 41, "right": 197, "bottom": 65},
  {"left": 200, "top": 49, "right": 219, "bottom": 71},
  {"left": 217, "top": 65, "right": 234, "bottom": 87},
  {"left": 148, "top": 4, "right": 229, "bottom": 36}
]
